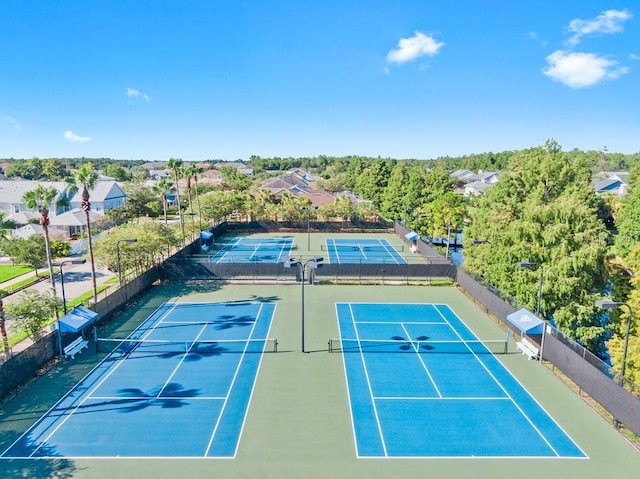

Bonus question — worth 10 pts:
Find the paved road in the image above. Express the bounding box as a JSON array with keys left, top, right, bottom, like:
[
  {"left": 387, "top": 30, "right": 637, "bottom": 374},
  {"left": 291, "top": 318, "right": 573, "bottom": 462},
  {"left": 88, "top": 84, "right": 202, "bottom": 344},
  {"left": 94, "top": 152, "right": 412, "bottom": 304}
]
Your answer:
[{"left": 1, "top": 256, "right": 116, "bottom": 358}]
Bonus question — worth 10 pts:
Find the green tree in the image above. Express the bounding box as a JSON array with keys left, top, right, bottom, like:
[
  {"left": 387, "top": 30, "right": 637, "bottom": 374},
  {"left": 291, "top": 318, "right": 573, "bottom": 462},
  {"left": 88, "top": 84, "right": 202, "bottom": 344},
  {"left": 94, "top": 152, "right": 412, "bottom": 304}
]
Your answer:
[
  {"left": 606, "top": 246, "right": 640, "bottom": 384},
  {"left": 463, "top": 143, "right": 609, "bottom": 353},
  {"left": 5, "top": 289, "right": 60, "bottom": 340},
  {"left": 23, "top": 184, "right": 60, "bottom": 318},
  {"left": 614, "top": 178, "right": 640, "bottom": 257},
  {"left": 104, "top": 163, "right": 131, "bottom": 181},
  {"left": 94, "top": 221, "right": 181, "bottom": 274},
  {"left": 380, "top": 162, "right": 409, "bottom": 220},
  {"left": 122, "top": 183, "right": 157, "bottom": 220},
  {"left": 41, "top": 158, "right": 68, "bottom": 181},
  {"left": 219, "top": 165, "right": 251, "bottom": 190},
  {"left": 152, "top": 179, "right": 175, "bottom": 224},
  {"left": 0, "top": 298, "right": 8, "bottom": 356},
  {"left": 432, "top": 192, "right": 466, "bottom": 257}
]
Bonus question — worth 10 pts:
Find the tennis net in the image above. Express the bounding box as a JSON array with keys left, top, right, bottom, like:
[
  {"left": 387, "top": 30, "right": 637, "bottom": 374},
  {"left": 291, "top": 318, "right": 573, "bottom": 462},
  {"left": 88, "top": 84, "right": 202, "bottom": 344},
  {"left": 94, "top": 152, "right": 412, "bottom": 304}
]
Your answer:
[
  {"left": 328, "top": 338, "right": 507, "bottom": 354},
  {"left": 321, "top": 244, "right": 404, "bottom": 252},
  {"left": 96, "top": 337, "right": 278, "bottom": 355}
]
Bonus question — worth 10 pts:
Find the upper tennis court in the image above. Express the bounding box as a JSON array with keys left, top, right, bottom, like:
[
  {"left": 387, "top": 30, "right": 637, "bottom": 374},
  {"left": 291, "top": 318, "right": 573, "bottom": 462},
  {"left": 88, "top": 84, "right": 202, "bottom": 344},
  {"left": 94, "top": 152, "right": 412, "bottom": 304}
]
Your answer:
[
  {"left": 323, "top": 238, "right": 407, "bottom": 264},
  {"left": 208, "top": 237, "right": 294, "bottom": 264}
]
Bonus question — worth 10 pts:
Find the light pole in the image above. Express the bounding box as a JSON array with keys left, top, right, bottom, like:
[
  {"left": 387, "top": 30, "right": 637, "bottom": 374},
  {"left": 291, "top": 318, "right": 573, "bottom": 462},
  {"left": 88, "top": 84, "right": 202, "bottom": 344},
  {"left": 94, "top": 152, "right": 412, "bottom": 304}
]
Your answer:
[
  {"left": 284, "top": 255, "right": 323, "bottom": 352},
  {"left": 517, "top": 262, "right": 544, "bottom": 317},
  {"left": 55, "top": 259, "right": 87, "bottom": 315},
  {"left": 301, "top": 205, "right": 318, "bottom": 251},
  {"left": 595, "top": 300, "right": 632, "bottom": 385},
  {"left": 117, "top": 239, "right": 137, "bottom": 286}
]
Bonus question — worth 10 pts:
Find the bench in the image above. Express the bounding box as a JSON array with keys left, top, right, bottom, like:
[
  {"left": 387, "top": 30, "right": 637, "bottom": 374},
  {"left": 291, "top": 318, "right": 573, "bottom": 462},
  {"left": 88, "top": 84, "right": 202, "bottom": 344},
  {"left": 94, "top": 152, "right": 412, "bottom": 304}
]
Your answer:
[
  {"left": 64, "top": 336, "right": 88, "bottom": 359},
  {"left": 516, "top": 336, "right": 540, "bottom": 360}
]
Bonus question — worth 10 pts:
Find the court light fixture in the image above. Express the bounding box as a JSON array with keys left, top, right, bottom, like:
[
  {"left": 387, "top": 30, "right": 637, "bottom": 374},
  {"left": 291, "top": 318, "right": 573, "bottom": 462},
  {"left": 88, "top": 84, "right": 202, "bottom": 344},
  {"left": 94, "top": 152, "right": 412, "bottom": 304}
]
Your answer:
[
  {"left": 595, "top": 299, "right": 632, "bottom": 387},
  {"left": 283, "top": 256, "right": 323, "bottom": 353},
  {"left": 517, "top": 261, "right": 543, "bottom": 317}
]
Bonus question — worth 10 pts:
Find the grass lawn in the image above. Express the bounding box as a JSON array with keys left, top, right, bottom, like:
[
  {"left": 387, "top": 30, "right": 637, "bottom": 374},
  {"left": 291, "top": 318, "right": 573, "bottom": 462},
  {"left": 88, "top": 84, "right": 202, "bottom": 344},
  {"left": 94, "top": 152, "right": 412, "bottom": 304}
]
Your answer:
[{"left": 0, "top": 264, "right": 33, "bottom": 283}]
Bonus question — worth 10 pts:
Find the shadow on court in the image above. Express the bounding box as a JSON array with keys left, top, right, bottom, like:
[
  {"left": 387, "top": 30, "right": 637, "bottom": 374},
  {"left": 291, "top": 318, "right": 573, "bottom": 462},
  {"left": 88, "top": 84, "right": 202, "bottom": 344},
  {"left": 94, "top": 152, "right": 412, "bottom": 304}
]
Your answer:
[{"left": 0, "top": 431, "right": 77, "bottom": 478}]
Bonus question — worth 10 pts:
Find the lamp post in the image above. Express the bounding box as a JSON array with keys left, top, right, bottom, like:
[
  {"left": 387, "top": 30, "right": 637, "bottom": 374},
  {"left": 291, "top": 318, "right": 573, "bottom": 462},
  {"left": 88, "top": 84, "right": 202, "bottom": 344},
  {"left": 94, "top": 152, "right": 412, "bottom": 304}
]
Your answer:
[
  {"left": 284, "top": 256, "right": 323, "bottom": 352},
  {"left": 517, "top": 262, "right": 544, "bottom": 317},
  {"left": 117, "top": 239, "right": 137, "bottom": 286},
  {"left": 301, "top": 205, "right": 318, "bottom": 251},
  {"left": 595, "top": 300, "right": 632, "bottom": 385},
  {"left": 56, "top": 259, "right": 87, "bottom": 314}
]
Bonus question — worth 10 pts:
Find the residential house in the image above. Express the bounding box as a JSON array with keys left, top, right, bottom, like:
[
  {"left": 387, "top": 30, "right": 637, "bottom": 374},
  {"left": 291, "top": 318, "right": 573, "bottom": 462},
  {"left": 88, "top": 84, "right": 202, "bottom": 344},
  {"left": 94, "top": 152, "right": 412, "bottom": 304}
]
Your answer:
[
  {"left": 0, "top": 179, "right": 126, "bottom": 239},
  {"left": 593, "top": 177, "right": 628, "bottom": 196}
]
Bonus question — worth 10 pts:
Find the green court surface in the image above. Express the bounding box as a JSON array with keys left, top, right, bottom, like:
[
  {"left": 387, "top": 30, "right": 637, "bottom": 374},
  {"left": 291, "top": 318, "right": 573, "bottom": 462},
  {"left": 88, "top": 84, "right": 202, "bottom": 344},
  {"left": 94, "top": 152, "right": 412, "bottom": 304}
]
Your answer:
[{"left": 1, "top": 283, "right": 638, "bottom": 478}]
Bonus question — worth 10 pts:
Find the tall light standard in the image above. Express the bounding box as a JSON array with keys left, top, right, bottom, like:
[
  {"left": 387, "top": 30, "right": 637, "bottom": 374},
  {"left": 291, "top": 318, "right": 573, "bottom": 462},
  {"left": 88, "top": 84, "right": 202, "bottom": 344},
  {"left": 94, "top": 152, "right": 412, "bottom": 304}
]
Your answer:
[
  {"left": 284, "top": 256, "right": 323, "bottom": 352},
  {"left": 517, "top": 262, "right": 544, "bottom": 317},
  {"left": 301, "top": 205, "right": 318, "bottom": 251},
  {"left": 56, "top": 259, "right": 87, "bottom": 314},
  {"left": 117, "top": 239, "right": 137, "bottom": 286},
  {"left": 595, "top": 300, "right": 633, "bottom": 385}
]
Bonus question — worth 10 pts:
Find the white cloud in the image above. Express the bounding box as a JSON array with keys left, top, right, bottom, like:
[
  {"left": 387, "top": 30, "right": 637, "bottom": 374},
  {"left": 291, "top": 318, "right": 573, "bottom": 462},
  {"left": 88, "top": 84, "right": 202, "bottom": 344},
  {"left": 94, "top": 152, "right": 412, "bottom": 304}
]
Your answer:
[
  {"left": 2, "top": 116, "right": 20, "bottom": 131},
  {"left": 567, "top": 9, "right": 632, "bottom": 46},
  {"left": 630, "top": 53, "right": 640, "bottom": 60},
  {"left": 542, "top": 50, "right": 629, "bottom": 88},
  {"left": 386, "top": 31, "right": 444, "bottom": 65},
  {"left": 126, "top": 87, "right": 150, "bottom": 101},
  {"left": 64, "top": 130, "right": 92, "bottom": 143}
]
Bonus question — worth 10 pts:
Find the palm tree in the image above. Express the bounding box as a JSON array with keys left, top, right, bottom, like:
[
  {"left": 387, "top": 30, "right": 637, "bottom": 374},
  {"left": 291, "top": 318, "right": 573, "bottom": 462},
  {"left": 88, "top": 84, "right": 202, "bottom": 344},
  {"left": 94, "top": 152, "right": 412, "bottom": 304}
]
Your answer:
[
  {"left": 74, "top": 163, "right": 99, "bottom": 303},
  {"left": 23, "top": 184, "right": 60, "bottom": 318},
  {"left": 181, "top": 163, "right": 204, "bottom": 236},
  {"left": 167, "top": 158, "right": 185, "bottom": 244},
  {"left": 191, "top": 165, "right": 204, "bottom": 228},
  {"left": 152, "top": 178, "right": 175, "bottom": 224}
]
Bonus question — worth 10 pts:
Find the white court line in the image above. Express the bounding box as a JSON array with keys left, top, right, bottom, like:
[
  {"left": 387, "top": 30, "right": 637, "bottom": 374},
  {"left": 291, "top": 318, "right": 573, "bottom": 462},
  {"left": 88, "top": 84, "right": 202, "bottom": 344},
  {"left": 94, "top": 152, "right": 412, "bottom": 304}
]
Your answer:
[
  {"left": 89, "top": 395, "right": 227, "bottom": 401},
  {"left": 277, "top": 239, "right": 292, "bottom": 262},
  {"left": 433, "top": 304, "right": 561, "bottom": 457},
  {"left": 0, "top": 301, "right": 174, "bottom": 458},
  {"left": 204, "top": 303, "right": 263, "bottom": 457},
  {"left": 374, "top": 396, "right": 511, "bottom": 401},
  {"left": 349, "top": 303, "right": 388, "bottom": 457},
  {"left": 157, "top": 323, "right": 209, "bottom": 397},
  {"left": 377, "top": 238, "right": 403, "bottom": 265},
  {"left": 213, "top": 237, "right": 243, "bottom": 263},
  {"left": 400, "top": 323, "right": 442, "bottom": 398},
  {"left": 355, "top": 320, "right": 446, "bottom": 325}
]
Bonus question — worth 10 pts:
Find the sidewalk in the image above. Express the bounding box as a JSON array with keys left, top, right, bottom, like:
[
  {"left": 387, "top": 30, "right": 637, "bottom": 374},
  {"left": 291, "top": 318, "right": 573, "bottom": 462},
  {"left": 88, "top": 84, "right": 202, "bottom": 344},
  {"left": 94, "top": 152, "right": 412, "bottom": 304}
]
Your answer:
[{"left": 1, "top": 257, "right": 116, "bottom": 360}]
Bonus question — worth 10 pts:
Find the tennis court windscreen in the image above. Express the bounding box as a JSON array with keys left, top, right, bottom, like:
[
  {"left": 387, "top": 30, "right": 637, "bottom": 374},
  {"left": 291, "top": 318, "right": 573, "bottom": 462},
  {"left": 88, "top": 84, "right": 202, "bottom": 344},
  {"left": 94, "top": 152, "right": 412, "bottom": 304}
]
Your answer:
[
  {"left": 97, "top": 337, "right": 278, "bottom": 355},
  {"left": 328, "top": 338, "right": 507, "bottom": 354}
]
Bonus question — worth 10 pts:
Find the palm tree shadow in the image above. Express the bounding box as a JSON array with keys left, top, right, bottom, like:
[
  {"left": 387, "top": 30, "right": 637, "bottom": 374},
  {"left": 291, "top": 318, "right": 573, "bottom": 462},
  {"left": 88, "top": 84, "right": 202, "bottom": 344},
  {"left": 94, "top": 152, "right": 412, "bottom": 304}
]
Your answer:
[{"left": 114, "top": 383, "right": 200, "bottom": 412}]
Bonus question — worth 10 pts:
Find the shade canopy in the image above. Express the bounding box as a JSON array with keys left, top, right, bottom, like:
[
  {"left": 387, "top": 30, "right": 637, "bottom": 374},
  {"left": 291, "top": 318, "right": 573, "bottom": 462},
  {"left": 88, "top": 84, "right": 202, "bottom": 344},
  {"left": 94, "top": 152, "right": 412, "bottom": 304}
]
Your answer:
[
  {"left": 405, "top": 231, "right": 419, "bottom": 241},
  {"left": 58, "top": 306, "right": 98, "bottom": 333},
  {"left": 200, "top": 230, "right": 213, "bottom": 240},
  {"left": 506, "top": 308, "right": 544, "bottom": 335}
]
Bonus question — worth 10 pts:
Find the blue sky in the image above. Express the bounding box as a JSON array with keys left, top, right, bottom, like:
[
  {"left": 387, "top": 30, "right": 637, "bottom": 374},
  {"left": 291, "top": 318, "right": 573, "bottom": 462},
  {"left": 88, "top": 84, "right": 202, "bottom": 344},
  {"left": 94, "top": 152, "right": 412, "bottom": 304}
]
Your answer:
[{"left": 0, "top": 1, "right": 638, "bottom": 162}]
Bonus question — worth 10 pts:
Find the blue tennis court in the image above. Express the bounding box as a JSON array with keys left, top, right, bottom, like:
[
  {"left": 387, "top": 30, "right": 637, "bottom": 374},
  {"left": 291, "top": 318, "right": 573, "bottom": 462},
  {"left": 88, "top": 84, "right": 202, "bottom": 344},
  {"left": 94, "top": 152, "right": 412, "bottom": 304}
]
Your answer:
[
  {"left": 324, "top": 238, "right": 407, "bottom": 264},
  {"left": 209, "top": 237, "right": 294, "bottom": 264},
  {"left": 334, "top": 302, "right": 587, "bottom": 458},
  {"left": 1, "top": 301, "right": 276, "bottom": 459}
]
